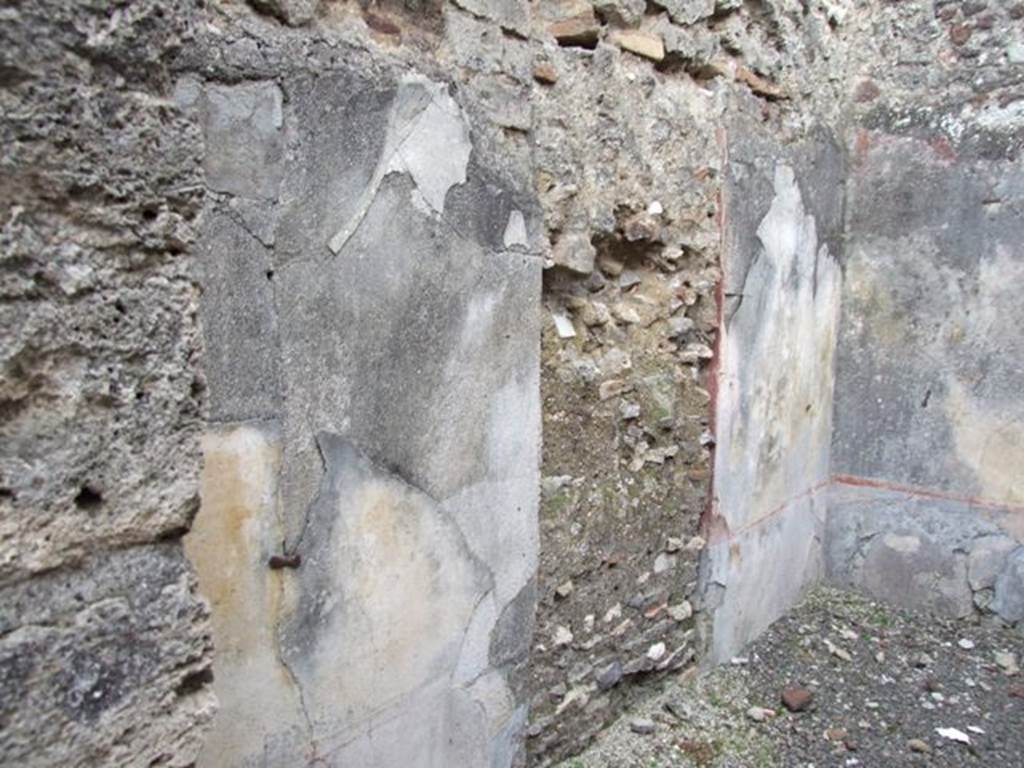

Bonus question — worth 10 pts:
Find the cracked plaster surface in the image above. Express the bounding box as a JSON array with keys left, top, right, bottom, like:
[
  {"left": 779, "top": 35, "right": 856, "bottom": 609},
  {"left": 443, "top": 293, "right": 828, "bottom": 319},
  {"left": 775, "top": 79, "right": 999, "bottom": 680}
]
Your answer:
[
  {"left": 328, "top": 77, "right": 473, "bottom": 255},
  {"left": 188, "top": 46, "right": 539, "bottom": 766}
]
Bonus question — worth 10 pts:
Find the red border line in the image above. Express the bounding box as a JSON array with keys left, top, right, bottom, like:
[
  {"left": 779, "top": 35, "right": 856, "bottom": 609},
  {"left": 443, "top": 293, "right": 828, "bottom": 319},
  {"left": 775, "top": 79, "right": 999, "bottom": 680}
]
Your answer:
[
  {"left": 702, "top": 125, "right": 729, "bottom": 537},
  {"left": 709, "top": 474, "right": 1024, "bottom": 546},
  {"left": 831, "top": 474, "right": 1024, "bottom": 515},
  {"left": 707, "top": 478, "right": 831, "bottom": 544}
]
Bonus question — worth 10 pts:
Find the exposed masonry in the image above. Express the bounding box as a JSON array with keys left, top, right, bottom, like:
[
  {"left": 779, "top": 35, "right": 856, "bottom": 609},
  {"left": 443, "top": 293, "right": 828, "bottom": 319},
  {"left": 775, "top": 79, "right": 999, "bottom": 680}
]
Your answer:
[{"left": 2, "top": 0, "right": 1023, "bottom": 767}]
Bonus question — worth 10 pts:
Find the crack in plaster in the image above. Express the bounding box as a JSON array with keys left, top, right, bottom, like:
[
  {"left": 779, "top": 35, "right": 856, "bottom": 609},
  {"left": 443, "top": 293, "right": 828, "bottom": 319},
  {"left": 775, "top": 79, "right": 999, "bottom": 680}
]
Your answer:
[
  {"left": 283, "top": 422, "right": 326, "bottom": 555},
  {"left": 272, "top": 609, "right": 321, "bottom": 764}
]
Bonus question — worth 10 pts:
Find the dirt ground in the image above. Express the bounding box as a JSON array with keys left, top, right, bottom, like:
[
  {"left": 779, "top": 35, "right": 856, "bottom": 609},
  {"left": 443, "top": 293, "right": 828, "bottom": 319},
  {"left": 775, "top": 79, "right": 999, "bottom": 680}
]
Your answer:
[{"left": 559, "top": 588, "right": 1024, "bottom": 767}]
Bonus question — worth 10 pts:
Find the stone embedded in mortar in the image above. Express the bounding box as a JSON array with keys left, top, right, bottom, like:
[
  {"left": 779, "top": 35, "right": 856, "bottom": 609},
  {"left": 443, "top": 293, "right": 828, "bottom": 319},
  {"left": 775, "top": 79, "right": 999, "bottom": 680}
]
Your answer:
[
  {"left": 246, "top": 0, "right": 317, "bottom": 25},
  {"left": 656, "top": 17, "right": 720, "bottom": 70},
  {"left": 580, "top": 300, "right": 613, "bottom": 326},
  {"left": 595, "top": 661, "right": 624, "bottom": 690},
  {"left": 610, "top": 30, "right": 666, "bottom": 62},
  {"left": 630, "top": 717, "right": 656, "bottom": 735},
  {"left": 548, "top": 6, "right": 601, "bottom": 47},
  {"left": 451, "top": 0, "right": 530, "bottom": 35},
  {"left": 668, "top": 601, "right": 694, "bottom": 621},
  {"left": 598, "top": 379, "right": 627, "bottom": 400},
  {"left": 593, "top": 0, "right": 646, "bottom": 26},
  {"left": 613, "top": 302, "right": 641, "bottom": 324},
  {"left": 992, "top": 548, "right": 1024, "bottom": 624},
  {"left": 653, "top": 552, "right": 677, "bottom": 574},
  {"left": 623, "top": 212, "right": 662, "bottom": 242},
  {"left": 619, "top": 270, "right": 642, "bottom": 289},
  {"left": 652, "top": 0, "right": 715, "bottom": 25},
  {"left": 734, "top": 65, "right": 788, "bottom": 100},
  {"left": 968, "top": 536, "right": 1017, "bottom": 592},
  {"left": 534, "top": 62, "right": 559, "bottom": 85},
  {"left": 619, "top": 400, "right": 641, "bottom": 420},
  {"left": 552, "top": 232, "right": 597, "bottom": 274},
  {"left": 598, "top": 255, "right": 625, "bottom": 277},
  {"left": 553, "top": 625, "right": 575, "bottom": 647}
]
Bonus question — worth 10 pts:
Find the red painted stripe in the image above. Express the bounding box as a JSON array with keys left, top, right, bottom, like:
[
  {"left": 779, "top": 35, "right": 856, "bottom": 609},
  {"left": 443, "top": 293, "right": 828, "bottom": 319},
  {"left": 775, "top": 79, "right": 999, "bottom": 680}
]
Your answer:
[
  {"left": 701, "top": 125, "right": 729, "bottom": 537},
  {"left": 707, "top": 478, "right": 831, "bottom": 544},
  {"left": 708, "top": 474, "right": 1024, "bottom": 546},
  {"left": 830, "top": 474, "right": 1024, "bottom": 514}
]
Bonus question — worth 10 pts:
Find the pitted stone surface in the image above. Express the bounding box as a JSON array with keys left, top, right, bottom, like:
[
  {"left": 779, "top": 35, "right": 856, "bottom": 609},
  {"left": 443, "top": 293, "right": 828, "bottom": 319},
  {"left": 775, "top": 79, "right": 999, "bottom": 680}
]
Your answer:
[
  {"left": 1, "top": 2, "right": 213, "bottom": 765},
  {"left": 0, "top": 546, "right": 214, "bottom": 767}
]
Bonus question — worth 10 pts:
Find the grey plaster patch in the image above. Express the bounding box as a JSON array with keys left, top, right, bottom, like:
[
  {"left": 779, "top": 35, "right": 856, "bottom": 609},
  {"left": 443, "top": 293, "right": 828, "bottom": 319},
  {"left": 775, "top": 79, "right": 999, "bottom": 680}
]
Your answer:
[
  {"left": 195, "top": 211, "right": 281, "bottom": 422},
  {"left": 201, "top": 81, "right": 285, "bottom": 200},
  {"left": 491, "top": 578, "right": 537, "bottom": 669},
  {"left": 824, "top": 483, "right": 1014, "bottom": 618}
]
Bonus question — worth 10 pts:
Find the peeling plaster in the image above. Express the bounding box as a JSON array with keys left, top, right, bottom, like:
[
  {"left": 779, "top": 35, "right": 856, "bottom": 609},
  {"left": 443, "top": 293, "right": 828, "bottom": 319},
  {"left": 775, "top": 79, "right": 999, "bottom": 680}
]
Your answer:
[{"left": 328, "top": 77, "right": 472, "bottom": 255}]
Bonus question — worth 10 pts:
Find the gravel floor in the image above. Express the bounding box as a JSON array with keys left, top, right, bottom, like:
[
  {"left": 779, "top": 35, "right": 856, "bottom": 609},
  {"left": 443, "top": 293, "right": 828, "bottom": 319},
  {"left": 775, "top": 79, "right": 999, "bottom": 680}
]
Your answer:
[{"left": 558, "top": 588, "right": 1024, "bottom": 767}]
